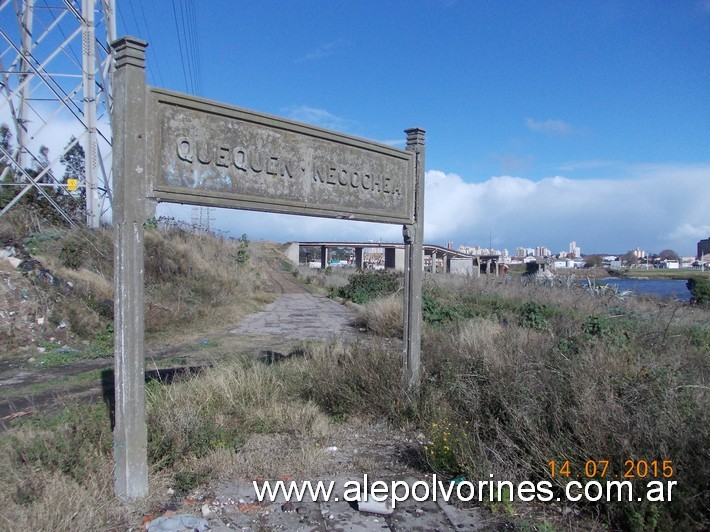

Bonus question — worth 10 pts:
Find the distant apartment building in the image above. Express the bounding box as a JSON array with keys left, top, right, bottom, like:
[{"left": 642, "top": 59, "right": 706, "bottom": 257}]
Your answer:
[
  {"left": 698, "top": 237, "right": 710, "bottom": 261},
  {"left": 632, "top": 247, "right": 647, "bottom": 260},
  {"left": 458, "top": 245, "right": 501, "bottom": 256},
  {"left": 458, "top": 245, "right": 482, "bottom": 255},
  {"left": 568, "top": 241, "right": 581, "bottom": 257},
  {"left": 535, "top": 246, "right": 551, "bottom": 258},
  {"left": 516, "top": 247, "right": 535, "bottom": 257}
]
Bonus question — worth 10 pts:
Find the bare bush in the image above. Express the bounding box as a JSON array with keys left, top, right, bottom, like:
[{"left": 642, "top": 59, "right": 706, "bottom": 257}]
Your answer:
[{"left": 357, "top": 293, "right": 403, "bottom": 337}]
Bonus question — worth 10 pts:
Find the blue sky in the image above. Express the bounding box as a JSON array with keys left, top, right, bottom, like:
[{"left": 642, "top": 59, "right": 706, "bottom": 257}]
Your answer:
[{"left": 4, "top": 1, "right": 709, "bottom": 255}]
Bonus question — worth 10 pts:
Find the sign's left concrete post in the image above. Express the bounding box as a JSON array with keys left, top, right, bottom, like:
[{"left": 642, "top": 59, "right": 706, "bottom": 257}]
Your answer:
[{"left": 111, "top": 36, "right": 149, "bottom": 499}]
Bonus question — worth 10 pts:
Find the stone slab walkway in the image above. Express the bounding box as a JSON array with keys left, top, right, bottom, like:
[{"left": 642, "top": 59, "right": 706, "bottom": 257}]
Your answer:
[{"left": 229, "top": 292, "right": 360, "bottom": 341}]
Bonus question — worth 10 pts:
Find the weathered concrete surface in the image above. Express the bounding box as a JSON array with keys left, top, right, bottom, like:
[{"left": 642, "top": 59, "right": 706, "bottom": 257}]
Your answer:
[
  {"left": 229, "top": 272, "right": 360, "bottom": 341},
  {"left": 149, "top": 89, "right": 415, "bottom": 224},
  {"left": 229, "top": 292, "right": 359, "bottom": 341}
]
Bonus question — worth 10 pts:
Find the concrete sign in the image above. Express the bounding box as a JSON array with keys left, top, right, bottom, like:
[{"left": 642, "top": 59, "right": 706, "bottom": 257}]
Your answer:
[
  {"left": 147, "top": 89, "right": 415, "bottom": 224},
  {"left": 110, "top": 36, "right": 424, "bottom": 501}
]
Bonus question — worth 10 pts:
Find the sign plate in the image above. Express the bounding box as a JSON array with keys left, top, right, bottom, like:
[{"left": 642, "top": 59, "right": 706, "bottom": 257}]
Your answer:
[{"left": 148, "top": 89, "right": 415, "bottom": 224}]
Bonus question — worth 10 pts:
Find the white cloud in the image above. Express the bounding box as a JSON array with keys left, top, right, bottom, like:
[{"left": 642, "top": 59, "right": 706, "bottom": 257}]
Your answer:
[
  {"left": 421, "top": 164, "right": 710, "bottom": 255},
  {"left": 158, "top": 163, "right": 709, "bottom": 256},
  {"left": 663, "top": 223, "right": 710, "bottom": 244},
  {"left": 283, "top": 105, "right": 355, "bottom": 132},
  {"left": 525, "top": 117, "right": 576, "bottom": 136},
  {"left": 294, "top": 39, "right": 348, "bottom": 63}
]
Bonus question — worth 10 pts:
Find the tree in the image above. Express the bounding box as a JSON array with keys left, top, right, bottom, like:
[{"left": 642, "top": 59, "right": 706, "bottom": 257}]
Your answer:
[
  {"left": 687, "top": 277, "right": 710, "bottom": 306},
  {"left": 584, "top": 254, "right": 603, "bottom": 268},
  {"left": 60, "top": 136, "right": 85, "bottom": 185},
  {"left": 0, "top": 123, "right": 11, "bottom": 154},
  {"left": 0, "top": 123, "right": 12, "bottom": 181},
  {"left": 0, "top": 123, "right": 13, "bottom": 206},
  {"left": 659, "top": 249, "right": 679, "bottom": 261},
  {"left": 620, "top": 251, "right": 639, "bottom": 266},
  {"left": 35, "top": 145, "right": 54, "bottom": 184},
  {"left": 235, "top": 233, "right": 250, "bottom": 265}
]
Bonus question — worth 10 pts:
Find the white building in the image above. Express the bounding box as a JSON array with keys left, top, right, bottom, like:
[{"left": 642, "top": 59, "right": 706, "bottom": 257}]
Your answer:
[{"left": 632, "top": 247, "right": 647, "bottom": 259}]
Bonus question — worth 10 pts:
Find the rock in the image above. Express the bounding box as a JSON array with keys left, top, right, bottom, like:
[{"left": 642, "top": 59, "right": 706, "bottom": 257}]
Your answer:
[
  {"left": 357, "top": 498, "right": 394, "bottom": 516},
  {"left": 6, "top": 257, "right": 21, "bottom": 268},
  {"left": 145, "top": 514, "right": 209, "bottom": 531},
  {"left": 281, "top": 501, "right": 295, "bottom": 513},
  {"left": 200, "top": 503, "right": 211, "bottom": 517}
]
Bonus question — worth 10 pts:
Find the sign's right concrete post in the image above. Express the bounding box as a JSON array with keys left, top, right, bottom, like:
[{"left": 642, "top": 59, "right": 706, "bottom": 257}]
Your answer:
[{"left": 403, "top": 128, "right": 425, "bottom": 389}]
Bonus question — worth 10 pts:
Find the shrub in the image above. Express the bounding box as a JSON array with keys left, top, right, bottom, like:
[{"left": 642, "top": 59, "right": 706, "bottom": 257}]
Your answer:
[
  {"left": 422, "top": 419, "right": 469, "bottom": 475},
  {"left": 517, "top": 301, "right": 549, "bottom": 330},
  {"left": 687, "top": 277, "right": 710, "bottom": 305},
  {"left": 58, "top": 239, "right": 85, "bottom": 269},
  {"left": 357, "top": 293, "right": 403, "bottom": 336},
  {"left": 298, "top": 341, "right": 413, "bottom": 423},
  {"left": 422, "top": 291, "right": 463, "bottom": 324},
  {"left": 415, "top": 280, "right": 709, "bottom": 529},
  {"left": 336, "top": 270, "right": 402, "bottom": 304}
]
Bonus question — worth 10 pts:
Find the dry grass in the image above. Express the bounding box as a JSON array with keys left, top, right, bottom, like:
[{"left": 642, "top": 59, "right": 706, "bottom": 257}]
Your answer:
[
  {"left": 307, "top": 272, "right": 709, "bottom": 528},
  {"left": 2, "top": 222, "right": 274, "bottom": 355},
  {"left": 415, "top": 277, "right": 709, "bottom": 530},
  {"left": 294, "top": 265, "right": 352, "bottom": 291},
  {"left": 145, "top": 356, "right": 337, "bottom": 492},
  {"left": 2, "top": 237, "right": 708, "bottom": 529},
  {"left": 357, "top": 293, "right": 403, "bottom": 337},
  {"left": 0, "top": 403, "right": 171, "bottom": 530}
]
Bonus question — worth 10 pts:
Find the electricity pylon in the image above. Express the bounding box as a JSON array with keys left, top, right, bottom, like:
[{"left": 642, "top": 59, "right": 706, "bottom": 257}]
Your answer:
[{"left": 0, "top": 0, "right": 116, "bottom": 228}]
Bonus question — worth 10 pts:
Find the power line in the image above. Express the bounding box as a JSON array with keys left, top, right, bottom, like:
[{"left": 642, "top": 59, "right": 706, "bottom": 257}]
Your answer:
[
  {"left": 170, "top": 0, "right": 191, "bottom": 93},
  {"left": 136, "top": 1, "right": 165, "bottom": 88}
]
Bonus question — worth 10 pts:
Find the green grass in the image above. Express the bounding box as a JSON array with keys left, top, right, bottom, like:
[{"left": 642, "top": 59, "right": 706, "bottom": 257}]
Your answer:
[
  {"left": 622, "top": 268, "right": 710, "bottom": 280},
  {"left": 0, "top": 369, "right": 105, "bottom": 400}
]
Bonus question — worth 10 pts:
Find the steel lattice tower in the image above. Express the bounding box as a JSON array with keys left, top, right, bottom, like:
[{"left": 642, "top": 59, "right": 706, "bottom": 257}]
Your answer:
[{"left": 0, "top": 0, "right": 116, "bottom": 228}]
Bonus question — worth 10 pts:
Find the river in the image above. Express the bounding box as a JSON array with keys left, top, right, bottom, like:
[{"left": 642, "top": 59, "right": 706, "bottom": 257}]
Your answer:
[{"left": 599, "top": 277, "right": 692, "bottom": 301}]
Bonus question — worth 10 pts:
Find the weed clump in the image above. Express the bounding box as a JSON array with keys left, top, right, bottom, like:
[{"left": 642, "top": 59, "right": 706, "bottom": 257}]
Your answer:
[
  {"left": 335, "top": 270, "right": 402, "bottom": 304},
  {"left": 687, "top": 277, "right": 710, "bottom": 305}
]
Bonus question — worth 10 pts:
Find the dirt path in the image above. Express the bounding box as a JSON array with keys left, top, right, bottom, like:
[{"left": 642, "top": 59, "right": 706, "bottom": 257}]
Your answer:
[{"left": 0, "top": 270, "right": 361, "bottom": 426}]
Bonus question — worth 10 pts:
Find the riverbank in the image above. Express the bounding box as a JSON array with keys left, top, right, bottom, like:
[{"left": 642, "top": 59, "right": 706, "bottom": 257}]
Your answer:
[{"left": 618, "top": 268, "right": 710, "bottom": 280}]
